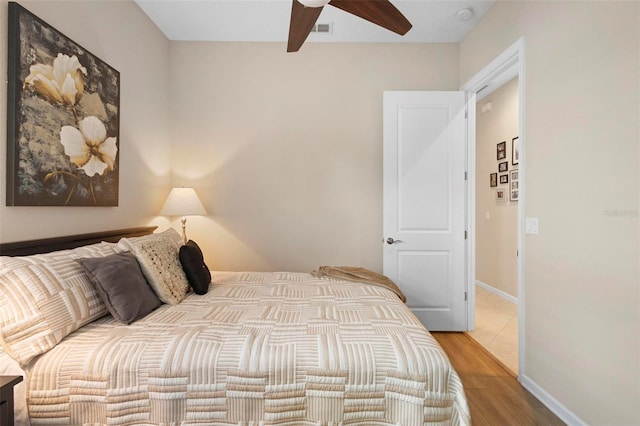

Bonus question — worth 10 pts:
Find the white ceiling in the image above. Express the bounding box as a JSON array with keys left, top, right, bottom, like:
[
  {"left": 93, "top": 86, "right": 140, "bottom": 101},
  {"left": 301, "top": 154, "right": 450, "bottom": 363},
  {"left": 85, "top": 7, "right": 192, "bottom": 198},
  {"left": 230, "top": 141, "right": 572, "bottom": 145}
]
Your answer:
[{"left": 135, "top": 0, "right": 495, "bottom": 44}]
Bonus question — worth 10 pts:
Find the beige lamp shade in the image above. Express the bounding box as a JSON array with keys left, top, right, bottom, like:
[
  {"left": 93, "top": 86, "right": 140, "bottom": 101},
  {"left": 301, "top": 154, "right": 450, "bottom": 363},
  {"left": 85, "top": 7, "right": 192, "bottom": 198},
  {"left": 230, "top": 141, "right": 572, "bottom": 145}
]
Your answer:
[
  {"left": 160, "top": 187, "right": 206, "bottom": 243},
  {"left": 160, "top": 187, "right": 206, "bottom": 216}
]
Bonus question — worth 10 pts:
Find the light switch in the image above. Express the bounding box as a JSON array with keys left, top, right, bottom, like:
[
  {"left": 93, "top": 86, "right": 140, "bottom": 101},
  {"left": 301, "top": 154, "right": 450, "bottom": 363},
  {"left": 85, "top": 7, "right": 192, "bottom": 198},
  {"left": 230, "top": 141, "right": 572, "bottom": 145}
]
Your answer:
[
  {"left": 525, "top": 217, "right": 539, "bottom": 235},
  {"left": 485, "top": 211, "right": 490, "bottom": 220}
]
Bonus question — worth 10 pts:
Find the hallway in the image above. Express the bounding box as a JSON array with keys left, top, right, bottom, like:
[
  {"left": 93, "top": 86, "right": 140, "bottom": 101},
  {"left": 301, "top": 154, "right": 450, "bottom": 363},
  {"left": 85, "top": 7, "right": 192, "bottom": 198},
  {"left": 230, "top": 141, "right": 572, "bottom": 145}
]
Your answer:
[{"left": 467, "top": 285, "right": 518, "bottom": 374}]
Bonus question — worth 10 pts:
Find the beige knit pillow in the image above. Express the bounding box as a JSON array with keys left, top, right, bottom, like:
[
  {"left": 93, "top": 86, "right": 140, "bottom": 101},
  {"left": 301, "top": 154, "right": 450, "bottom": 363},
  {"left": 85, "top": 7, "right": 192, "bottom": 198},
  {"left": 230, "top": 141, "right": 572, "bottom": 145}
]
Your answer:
[
  {"left": 117, "top": 228, "right": 182, "bottom": 252},
  {"left": 129, "top": 237, "right": 189, "bottom": 305}
]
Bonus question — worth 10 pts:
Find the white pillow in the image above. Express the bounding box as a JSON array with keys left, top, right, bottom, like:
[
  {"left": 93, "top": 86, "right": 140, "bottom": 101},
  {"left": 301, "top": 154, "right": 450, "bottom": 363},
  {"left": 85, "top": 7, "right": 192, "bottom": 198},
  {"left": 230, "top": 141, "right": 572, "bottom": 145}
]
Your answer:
[{"left": 0, "top": 242, "right": 117, "bottom": 366}]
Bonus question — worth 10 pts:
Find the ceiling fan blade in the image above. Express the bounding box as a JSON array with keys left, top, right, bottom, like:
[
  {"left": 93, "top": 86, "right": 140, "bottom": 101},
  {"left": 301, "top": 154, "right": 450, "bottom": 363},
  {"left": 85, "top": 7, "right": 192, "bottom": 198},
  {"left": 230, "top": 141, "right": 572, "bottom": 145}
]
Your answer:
[
  {"left": 287, "top": 0, "right": 324, "bottom": 52},
  {"left": 328, "top": 0, "right": 412, "bottom": 35}
]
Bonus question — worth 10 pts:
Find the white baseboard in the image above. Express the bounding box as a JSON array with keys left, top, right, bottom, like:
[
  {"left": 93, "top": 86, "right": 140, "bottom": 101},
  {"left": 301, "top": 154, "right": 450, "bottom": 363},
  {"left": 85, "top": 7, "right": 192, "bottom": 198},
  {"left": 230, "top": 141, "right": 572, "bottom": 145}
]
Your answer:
[
  {"left": 520, "top": 374, "right": 587, "bottom": 426},
  {"left": 475, "top": 282, "right": 584, "bottom": 425},
  {"left": 475, "top": 280, "right": 518, "bottom": 304}
]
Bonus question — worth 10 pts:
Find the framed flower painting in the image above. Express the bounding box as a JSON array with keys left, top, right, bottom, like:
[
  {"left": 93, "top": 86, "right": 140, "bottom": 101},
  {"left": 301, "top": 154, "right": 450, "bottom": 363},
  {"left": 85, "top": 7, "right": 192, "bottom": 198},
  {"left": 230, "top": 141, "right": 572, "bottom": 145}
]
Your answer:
[{"left": 7, "top": 2, "right": 120, "bottom": 206}]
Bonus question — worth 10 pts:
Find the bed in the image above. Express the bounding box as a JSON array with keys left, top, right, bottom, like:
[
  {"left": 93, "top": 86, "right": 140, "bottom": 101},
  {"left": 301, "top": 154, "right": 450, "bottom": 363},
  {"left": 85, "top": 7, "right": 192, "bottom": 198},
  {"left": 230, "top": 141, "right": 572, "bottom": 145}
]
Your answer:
[{"left": 0, "top": 227, "right": 470, "bottom": 425}]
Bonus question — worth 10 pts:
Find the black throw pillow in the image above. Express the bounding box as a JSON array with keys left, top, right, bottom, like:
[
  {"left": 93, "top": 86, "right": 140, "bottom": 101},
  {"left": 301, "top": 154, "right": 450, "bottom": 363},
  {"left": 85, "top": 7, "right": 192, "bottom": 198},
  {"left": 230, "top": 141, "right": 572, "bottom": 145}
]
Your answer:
[{"left": 179, "top": 240, "right": 211, "bottom": 295}]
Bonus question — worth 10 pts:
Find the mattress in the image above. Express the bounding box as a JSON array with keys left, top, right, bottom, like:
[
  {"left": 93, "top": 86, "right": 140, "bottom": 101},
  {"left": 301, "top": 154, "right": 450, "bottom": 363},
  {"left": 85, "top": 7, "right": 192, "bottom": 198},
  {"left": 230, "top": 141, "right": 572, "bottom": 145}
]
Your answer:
[{"left": 24, "top": 271, "right": 470, "bottom": 425}]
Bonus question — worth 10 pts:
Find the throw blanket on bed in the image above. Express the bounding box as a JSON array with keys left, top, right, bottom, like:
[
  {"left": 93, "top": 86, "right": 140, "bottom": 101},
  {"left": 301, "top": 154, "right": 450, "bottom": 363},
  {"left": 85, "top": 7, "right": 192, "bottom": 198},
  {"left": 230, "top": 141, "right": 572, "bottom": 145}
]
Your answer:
[
  {"left": 312, "top": 265, "right": 407, "bottom": 303},
  {"left": 23, "top": 272, "right": 469, "bottom": 425}
]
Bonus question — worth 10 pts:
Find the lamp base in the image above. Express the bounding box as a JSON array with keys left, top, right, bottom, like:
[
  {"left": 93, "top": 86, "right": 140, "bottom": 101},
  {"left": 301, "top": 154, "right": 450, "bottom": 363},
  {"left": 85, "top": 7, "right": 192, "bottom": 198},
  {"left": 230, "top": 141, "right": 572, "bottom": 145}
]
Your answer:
[{"left": 180, "top": 216, "right": 188, "bottom": 245}]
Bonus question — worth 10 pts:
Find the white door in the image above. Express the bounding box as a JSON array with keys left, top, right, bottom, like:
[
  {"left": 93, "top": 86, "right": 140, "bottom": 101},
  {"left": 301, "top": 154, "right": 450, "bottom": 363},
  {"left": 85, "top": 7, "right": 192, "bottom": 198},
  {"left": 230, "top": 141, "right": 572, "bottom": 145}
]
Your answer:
[{"left": 383, "top": 91, "right": 467, "bottom": 331}]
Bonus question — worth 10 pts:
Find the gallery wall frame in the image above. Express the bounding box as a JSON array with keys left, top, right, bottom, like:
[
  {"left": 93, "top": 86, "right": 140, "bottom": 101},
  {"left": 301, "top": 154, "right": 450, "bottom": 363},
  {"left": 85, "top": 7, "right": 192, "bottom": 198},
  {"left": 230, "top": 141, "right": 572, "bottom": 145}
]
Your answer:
[
  {"left": 497, "top": 141, "right": 506, "bottom": 160},
  {"left": 510, "top": 168, "right": 519, "bottom": 201},
  {"left": 498, "top": 161, "right": 508, "bottom": 172},
  {"left": 499, "top": 174, "right": 509, "bottom": 184},
  {"left": 7, "top": 2, "right": 120, "bottom": 206},
  {"left": 512, "top": 136, "right": 520, "bottom": 165},
  {"left": 490, "top": 172, "right": 498, "bottom": 188}
]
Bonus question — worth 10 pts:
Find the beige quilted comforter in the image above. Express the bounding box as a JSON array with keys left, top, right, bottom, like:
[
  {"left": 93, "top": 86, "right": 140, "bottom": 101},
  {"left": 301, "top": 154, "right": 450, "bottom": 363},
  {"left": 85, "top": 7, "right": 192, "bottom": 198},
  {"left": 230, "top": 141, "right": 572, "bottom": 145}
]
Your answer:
[{"left": 25, "top": 272, "right": 470, "bottom": 425}]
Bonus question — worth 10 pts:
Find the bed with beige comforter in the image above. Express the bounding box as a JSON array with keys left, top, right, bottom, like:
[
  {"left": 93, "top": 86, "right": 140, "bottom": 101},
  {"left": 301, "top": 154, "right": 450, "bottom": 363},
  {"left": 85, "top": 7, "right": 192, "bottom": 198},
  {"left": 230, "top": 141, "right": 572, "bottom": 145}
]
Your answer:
[{"left": 16, "top": 271, "right": 470, "bottom": 425}]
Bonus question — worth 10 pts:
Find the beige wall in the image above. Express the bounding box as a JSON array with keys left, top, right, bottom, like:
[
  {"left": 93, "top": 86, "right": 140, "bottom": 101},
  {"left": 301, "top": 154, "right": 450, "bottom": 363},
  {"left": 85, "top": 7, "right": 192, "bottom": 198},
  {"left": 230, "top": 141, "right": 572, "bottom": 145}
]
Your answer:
[
  {"left": 461, "top": 2, "right": 639, "bottom": 424},
  {"left": 168, "top": 42, "right": 459, "bottom": 272},
  {"left": 2, "top": 1, "right": 638, "bottom": 423},
  {"left": 476, "top": 77, "right": 519, "bottom": 298},
  {"left": 0, "top": 0, "right": 172, "bottom": 242}
]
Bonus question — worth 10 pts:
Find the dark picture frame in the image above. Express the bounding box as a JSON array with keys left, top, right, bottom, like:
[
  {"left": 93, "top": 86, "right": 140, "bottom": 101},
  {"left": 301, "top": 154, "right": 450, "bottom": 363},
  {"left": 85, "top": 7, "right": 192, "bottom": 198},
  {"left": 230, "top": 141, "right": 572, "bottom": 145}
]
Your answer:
[
  {"left": 510, "top": 169, "right": 519, "bottom": 202},
  {"left": 490, "top": 173, "right": 497, "bottom": 188},
  {"left": 512, "top": 136, "right": 519, "bottom": 165},
  {"left": 7, "top": 2, "right": 120, "bottom": 206},
  {"left": 497, "top": 141, "right": 506, "bottom": 160},
  {"left": 498, "top": 161, "right": 508, "bottom": 172},
  {"left": 499, "top": 174, "right": 509, "bottom": 184}
]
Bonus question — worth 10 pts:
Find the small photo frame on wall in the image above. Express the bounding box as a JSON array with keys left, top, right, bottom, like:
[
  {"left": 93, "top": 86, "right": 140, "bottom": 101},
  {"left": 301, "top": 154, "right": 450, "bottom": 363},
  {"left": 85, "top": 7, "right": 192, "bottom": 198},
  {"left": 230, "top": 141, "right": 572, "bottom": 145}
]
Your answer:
[
  {"left": 498, "top": 161, "right": 508, "bottom": 172},
  {"left": 490, "top": 173, "right": 498, "bottom": 188},
  {"left": 510, "top": 168, "right": 519, "bottom": 201},
  {"left": 512, "top": 137, "right": 520, "bottom": 165},
  {"left": 499, "top": 174, "right": 508, "bottom": 184},
  {"left": 496, "top": 188, "right": 506, "bottom": 202},
  {"left": 497, "top": 141, "right": 507, "bottom": 160}
]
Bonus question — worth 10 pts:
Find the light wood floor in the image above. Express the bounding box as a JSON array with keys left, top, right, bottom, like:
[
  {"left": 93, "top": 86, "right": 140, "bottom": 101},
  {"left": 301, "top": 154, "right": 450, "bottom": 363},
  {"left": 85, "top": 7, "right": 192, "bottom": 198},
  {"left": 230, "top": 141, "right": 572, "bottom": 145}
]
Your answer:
[{"left": 432, "top": 332, "right": 565, "bottom": 426}]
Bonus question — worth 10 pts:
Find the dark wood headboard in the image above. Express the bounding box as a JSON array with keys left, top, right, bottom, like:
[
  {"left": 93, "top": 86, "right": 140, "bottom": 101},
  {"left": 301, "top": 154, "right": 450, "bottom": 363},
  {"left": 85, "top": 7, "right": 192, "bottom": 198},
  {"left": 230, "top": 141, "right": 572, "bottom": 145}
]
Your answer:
[{"left": 0, "top": 226, "right": 157, "bottom": 256}]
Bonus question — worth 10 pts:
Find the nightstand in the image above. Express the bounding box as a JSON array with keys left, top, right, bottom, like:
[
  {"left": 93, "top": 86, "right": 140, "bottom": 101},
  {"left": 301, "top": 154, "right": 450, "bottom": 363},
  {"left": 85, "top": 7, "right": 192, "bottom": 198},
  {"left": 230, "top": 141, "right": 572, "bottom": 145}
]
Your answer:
[{"left": 0, "top": 376, "right": 23, "bottom": 426}]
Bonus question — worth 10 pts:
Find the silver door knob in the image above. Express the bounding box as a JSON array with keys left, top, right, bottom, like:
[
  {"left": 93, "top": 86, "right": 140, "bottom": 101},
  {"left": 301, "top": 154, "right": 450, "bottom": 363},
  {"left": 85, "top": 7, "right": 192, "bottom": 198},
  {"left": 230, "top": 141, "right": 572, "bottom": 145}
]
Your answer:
[{"left": 386, "top": 237, "right": 403, "bottom": 245}]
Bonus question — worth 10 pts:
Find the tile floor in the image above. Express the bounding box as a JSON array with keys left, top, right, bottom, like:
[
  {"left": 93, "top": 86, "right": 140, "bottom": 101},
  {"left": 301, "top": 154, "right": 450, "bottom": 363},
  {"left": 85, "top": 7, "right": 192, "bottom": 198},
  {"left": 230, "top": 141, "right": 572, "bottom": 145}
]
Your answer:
[{"left": 467, "top": 285, "right": 519, "bottom": 374}]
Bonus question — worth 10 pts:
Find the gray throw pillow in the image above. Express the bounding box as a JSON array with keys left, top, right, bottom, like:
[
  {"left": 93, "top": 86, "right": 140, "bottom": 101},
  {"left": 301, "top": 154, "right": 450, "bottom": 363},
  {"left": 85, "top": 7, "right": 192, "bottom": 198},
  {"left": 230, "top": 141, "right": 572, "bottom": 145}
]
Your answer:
[{"left": 77, "top": 252, "right": 161, "bottom": 324}]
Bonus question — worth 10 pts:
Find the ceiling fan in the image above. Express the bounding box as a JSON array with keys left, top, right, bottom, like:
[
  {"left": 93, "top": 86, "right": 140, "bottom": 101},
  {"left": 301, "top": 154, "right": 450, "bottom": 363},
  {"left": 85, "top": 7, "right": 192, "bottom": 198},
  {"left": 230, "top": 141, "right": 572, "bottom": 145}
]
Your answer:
[{"left": 287, "top": 0, "right": 413, "bottom": 52}]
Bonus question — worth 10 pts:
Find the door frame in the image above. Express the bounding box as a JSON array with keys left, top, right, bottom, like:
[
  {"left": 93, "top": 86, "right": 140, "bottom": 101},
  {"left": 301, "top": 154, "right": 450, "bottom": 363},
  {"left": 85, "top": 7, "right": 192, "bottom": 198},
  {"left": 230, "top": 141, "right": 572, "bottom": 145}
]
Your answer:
[{"left": 460, "top": 37, "right": 526, "bottom": 379}]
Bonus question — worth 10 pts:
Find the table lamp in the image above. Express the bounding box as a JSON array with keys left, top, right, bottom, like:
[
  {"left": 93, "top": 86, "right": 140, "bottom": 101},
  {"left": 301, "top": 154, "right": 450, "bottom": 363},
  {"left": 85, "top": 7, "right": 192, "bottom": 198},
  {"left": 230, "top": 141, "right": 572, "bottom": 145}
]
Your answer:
[{"left": 160, "top": 187, "right": 206, "bottom": 244}]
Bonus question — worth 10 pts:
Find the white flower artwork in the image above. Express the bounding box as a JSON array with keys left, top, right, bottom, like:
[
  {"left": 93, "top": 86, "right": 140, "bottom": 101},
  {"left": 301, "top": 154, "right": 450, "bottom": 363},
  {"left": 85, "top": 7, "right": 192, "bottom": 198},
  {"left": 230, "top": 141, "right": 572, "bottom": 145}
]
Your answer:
[
  {"left": 60, "top": 116, "right": 118, "bottom": 177},
  {"left": 7, "top": 3, "right": 120, "bottom": 206},
  {"left": 24, "top": 53, "right": 87, "bottom": 107}
]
